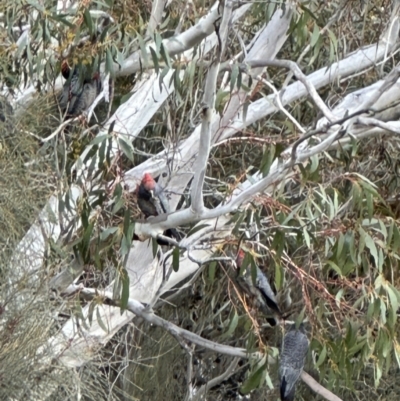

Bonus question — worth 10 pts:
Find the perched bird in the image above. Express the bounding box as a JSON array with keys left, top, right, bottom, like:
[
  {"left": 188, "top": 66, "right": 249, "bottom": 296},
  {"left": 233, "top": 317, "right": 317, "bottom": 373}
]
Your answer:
[
  {"left": 136, "top": 173, "right": 181, "bottom": 244},
  {"left": 235, "top": 250, "right": 282, "bottom": 320},
  {"left": 279, "top": 324, "right": 309, "bottom": 401},
  {"left": 58, "top": 60, "right": 102, "bottom": 118}
]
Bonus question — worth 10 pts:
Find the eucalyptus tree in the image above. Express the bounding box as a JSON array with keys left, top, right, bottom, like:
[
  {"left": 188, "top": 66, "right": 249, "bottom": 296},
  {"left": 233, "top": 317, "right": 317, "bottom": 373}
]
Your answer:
[{"left": 2, "top": 0, "right": 400, "bottom": 400}]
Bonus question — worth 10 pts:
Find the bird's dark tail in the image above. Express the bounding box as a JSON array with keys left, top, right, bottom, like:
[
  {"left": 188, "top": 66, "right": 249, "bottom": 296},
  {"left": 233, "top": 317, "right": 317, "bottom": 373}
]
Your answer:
[
  {"left": 280, "top": 377, "right": 296, "bottom": 401},
  {"left": 166, "top": 228, "right": 181, "bottom": 241},
  {"left": 263, "top": 296, "right": 282, "bottom": 317},
  {"left": 156, "top": 228, "right": 182, "bottom": 246}
]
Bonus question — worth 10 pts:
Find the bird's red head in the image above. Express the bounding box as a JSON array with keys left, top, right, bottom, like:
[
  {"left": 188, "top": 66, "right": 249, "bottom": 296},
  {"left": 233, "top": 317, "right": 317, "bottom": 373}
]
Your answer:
[
  {"left": 236, "top": 250, "right": 245, "bottom": 268},
  {"left": 92, "top": 71, "right": 100, "bottom": 80},
  {"left": 142, "top": 173, "right": 156, "bottom": 191},
  {"left": 61, "top": 60, "right": 71, "bottom": 79}
]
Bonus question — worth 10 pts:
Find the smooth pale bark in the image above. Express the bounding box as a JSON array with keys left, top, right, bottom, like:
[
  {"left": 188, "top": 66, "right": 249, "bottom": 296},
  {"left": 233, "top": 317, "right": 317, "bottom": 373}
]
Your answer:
[
  {"left": 190, "top": 0, "right": 233, "bottom": 214},
  {"left": 146, "top": 0, "right": 168, "bottom": 38}
]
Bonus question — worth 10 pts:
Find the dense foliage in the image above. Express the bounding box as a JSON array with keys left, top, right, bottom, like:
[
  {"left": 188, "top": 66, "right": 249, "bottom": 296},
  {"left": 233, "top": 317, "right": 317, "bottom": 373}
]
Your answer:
[{"left": 1, "top": 0, "right": 400, "bottom": 400}]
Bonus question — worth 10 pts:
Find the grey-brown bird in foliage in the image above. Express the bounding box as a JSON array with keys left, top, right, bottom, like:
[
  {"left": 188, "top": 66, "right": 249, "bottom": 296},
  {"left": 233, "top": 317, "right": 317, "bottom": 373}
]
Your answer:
[
  {"left": 136, "top": 173, "right": 181, "bottom": 244},
  {"left": 58, "top": 61, "right": 102, "bottom": 118},
  {"left": 235, "top": 250, "right": 282, "bottom": 320},
  {"left": 279, "top": 324, "right": 309, "bottom": 401}
]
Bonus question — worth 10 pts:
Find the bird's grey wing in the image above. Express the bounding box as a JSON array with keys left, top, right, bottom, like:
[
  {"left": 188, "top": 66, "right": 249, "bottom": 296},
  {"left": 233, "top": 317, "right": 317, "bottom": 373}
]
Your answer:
[
  {"left": 137, "top": 196, "right": 157, "bottom": 217},
  {"left": 236, "top": 275, "right": 258, "bottom": 299},
  {"left": 149, "top": 193, "right": 162, "bottom": 216},
  {"left": 70, "top": 79, "right": 83, "bottom": 97},
  {"left": 153, "top": 185, "right": 171, "bottom": 214},
  {"left": 58, "top": 75, "right": 84, "bottom": 115},
  {"left": 255, "top": 268, "right": 280, "bottom": 310},
  {"left": 58, "top": 85, "right": 70, "bottom": 112},
  {"left": 67, "top": 82, "right": 95, "bottom": 116},
  {"left": 151, "top": 185, "right": 181, "bottom": 241}
]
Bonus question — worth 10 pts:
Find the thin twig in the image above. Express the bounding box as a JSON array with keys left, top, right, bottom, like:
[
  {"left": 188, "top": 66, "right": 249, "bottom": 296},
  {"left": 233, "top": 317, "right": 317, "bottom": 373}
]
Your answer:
[
  {"left": 25, "top": 117, "right": 79, "bottom": 142},
  {"left": 241, "top": 59, "right": 335, "bottom": 122},
  {"left": 253, "top": 75, "right": 305, "bottom": 133},
  {"left": 189, "top": 357, "right": 241, "bottom": 400},
  {"left": 290, "top": 107, "right": 374, "bottom": 162},
  {"left": 213, "top": 135, "right": 283, "bottom": 147}
]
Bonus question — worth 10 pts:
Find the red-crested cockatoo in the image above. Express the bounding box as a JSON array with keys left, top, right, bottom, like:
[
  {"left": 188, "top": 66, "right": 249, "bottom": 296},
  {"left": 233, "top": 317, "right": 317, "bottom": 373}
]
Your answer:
[{"left": 136, "top": 173, "right": 181, "bottom": 244}]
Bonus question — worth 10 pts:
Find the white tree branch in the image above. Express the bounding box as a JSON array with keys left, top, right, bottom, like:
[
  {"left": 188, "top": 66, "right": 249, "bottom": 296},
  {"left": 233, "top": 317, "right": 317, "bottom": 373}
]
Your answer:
[
  {"left": 355, "top": 116, "right": 400, "bottom": 135},
  {"left": 76, "top": 287, "right": 254, "bottom": 359},
  {"left": 146, "top": 0, "right": 168, "bottom": 38},
  {"left": 190, "top": 0, "right": 232, "bottom": 214},
  {"left": 301, "top": 371, "right": 343, "bottom": 401}
]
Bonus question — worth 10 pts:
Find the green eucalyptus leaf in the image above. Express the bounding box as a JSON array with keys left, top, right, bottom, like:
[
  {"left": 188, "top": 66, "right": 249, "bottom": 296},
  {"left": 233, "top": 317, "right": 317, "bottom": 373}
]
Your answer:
[
  {"left": 118, "top": 136, "right": 134, "bottom": 162},
  {"left": 96, "top": 305, "right": 109, "bottom": 332},
  {"left": 240, "top": 360, "right": 267, "bottom": 394},
  {"left": 120, "top": 268, "right": 130, "bottom": 312},
  {"left": 172, "top": 247, "right": 180, "bottom": 272}
]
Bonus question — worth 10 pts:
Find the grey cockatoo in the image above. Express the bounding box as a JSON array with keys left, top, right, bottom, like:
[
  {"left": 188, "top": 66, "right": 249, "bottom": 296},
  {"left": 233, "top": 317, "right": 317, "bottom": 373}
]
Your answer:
[
  {"left": 136, "top": 173, "right": 181, "bottom": 244},
  {"left": 58, "top": 61, "right": 102, "bottom": 118},
  {"left": 235, "top": 250, "right": 282, "bottom": 321},
  {"left": 279, "top": 323, "right": 309, "bottom": 401}
]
